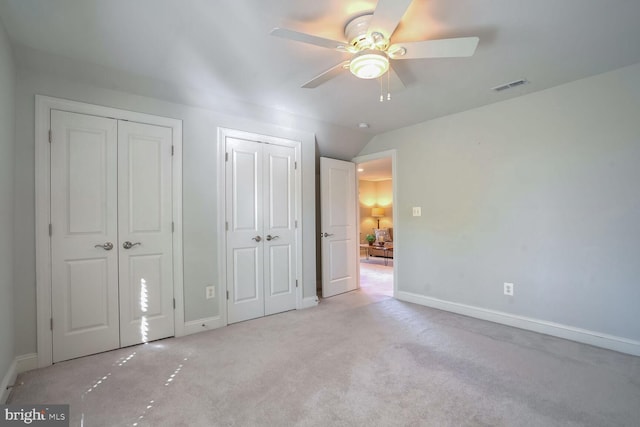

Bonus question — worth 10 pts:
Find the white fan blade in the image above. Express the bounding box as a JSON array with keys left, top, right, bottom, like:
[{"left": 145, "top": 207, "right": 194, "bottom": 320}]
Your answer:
[
  {"left": 367, "top": 0, "right": 413, "bottom": 39},
  {"left": 389, "top": 37, "right": 479, "bottom": 59},
  {"left": 271, "top": 28, "right": 348, "bottom": 51},
  {"left": 389, "top": 66, "right": 405, "bottom": 92},
  {"left": 302, "top": 61, "right": 349, "bottom": 88}
]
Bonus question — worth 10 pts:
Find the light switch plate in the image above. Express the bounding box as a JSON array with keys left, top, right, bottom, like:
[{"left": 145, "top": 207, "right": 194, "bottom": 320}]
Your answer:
[{"left": 412, "top": 207, "right": 422, "bottom": 217}]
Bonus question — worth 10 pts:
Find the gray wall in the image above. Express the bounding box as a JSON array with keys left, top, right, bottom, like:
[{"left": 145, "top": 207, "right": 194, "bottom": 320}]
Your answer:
[
  {"left": 13, "top": 69, "right": 319, "bottom": 355},
  {"left": 0, "top": 20, "right": 15, "bottom": 380},
  {"left": 359, "top": 63, "right": 640, "bottom": 341}
]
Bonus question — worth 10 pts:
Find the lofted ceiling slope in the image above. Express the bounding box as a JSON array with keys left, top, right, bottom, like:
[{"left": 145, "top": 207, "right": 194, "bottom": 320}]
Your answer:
[{"left": 1, "top": 0, "right": 640, "bottom": 158}]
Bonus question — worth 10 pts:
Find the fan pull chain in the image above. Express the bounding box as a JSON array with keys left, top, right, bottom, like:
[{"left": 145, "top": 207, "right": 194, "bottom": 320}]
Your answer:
[{"left": 379, "top": 71, "right": 392, "bottom": 102}]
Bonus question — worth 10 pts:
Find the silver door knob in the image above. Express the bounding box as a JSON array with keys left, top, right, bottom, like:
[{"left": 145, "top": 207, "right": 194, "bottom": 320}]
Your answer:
[
  {"left": 322, "top": 233, "right": 334, "bottom": 237},
  {"left": 252, "top": 236, "right": 262, "bottom": 242},
  {"left": 122, "top": 241, "right": 141, "bottom": 249},
  {"left": 266, "top": 235, "right": 279, "bottom": 241},
  {"left": 94, "top": 242, "right": 114, "bottom": 251}
]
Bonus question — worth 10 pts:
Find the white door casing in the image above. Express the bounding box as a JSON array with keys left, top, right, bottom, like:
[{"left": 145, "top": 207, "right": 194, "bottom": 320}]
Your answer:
[
  {"left": 118, "top": 121, "right": 175, "bottom": 347},
  {"left": 51, "top": 112, "right": 175, "bottom": 361},
  {"left": 50, "top": 110, "right": 120, "bottom": 363},
  {"left": 225, "top": 136, "right": 297, "bottom": 323},
  {"left": 320, "top": 157, "right": 358, "bottom": 298},
  {"left": 38, "top": 96, "right": 183, "bottom": 366}
]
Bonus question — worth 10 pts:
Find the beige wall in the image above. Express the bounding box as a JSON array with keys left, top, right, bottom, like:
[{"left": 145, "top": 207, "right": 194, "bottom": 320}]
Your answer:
[{"left": 359, "top": 179, "right": 393, "bottom": 242}]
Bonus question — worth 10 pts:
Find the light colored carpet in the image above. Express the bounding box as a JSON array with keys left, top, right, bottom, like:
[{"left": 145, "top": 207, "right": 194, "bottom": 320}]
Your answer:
[{"left": 9, "top": 267, "right": 640, "bottom": 426}]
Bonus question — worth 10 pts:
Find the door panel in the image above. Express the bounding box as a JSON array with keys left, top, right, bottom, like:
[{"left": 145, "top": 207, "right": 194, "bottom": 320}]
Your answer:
[
  {"left": 66, "top": 259, "right": 110, "bottom": 331},
  {"left": 233, "top": 247, "right": 260, "bottom": 302},
  {"left": 226, "top": 138, "right": 297, "bottom": 323},
  {"left": 321, "top": 157, "right": 358, "bottom": 298},
  {"left": 226, "top": 138, "right": 264, "bottom": 323},
  {"left": 118, "top": 121, "right": 174, "bottom": 347},
  {"left": 263, "top": 144, "right": 296, "bottom": 316},
  {"left": 269, "top": 245, "right": 291, "bottom": 295},
  {"left": 51, "top": 110, "right": 120, "bottom": 363}
]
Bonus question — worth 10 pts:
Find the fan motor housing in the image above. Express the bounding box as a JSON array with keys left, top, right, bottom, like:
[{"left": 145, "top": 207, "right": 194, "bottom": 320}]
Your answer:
[{"left": 345, "top": 14, "right": 388, "bottom": 51}]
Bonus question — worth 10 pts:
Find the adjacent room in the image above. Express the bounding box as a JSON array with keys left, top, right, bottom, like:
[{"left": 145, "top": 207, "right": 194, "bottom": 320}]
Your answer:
[
  {"left": 357, "top": 156, "right": 394, "bottom": 298},
  {"left": 1, "top": 0, "right": 639, "bottom": 425}
]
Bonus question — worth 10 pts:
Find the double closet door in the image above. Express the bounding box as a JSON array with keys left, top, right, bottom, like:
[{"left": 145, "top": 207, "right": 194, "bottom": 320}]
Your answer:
[
  {"left": 50, "top": 110, "right": 175, "bottom": 362},
  {"left": 225, "top": 137, "right": 297, "bottom": 324}
]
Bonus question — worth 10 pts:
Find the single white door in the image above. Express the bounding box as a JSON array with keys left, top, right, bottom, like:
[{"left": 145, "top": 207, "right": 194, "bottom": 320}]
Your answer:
[
  {"left": 226, "top": 137, "right": 297, "bottom": 323},
  {"left": 118, "top": 121, "right": 175, "bottom": 346},
  {"left": 320, "top": 157, "right": 358, "bottom": 298},
  {"left": 226, "top": 137, "right": 265, "bottom": 323},
  {"left": 263, "top": 144, "right": 297, "bottom": 316},
  {"left": 50, "top": 110, "right": 120, "bottom": 362}
]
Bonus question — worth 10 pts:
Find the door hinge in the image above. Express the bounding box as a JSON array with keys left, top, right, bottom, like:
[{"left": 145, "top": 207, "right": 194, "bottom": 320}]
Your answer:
[
  {"left": 294, "top": 220, "right": 298, "bottom": 228},
  {"left": 173, "top": 298, "right": 176, "bottom": 309},
  {"left": 48, "top": 130, "right": 52, "bottom": 143},
  {"left": 50, "top": 318, "right": 53, "bottom": 331},
  {"left": 48, "top": 223, "right": 52, "bottom": 236},
  {"left": 296, "top": 279, "right": 298, "bottom": 288},
  {"left": 171, "top": 145, "right": 174, "bottom": 156},
  {"left": 294, "top": 161, "right": 297, "bottom": 170},
  {"left": 225, "top": 152, "right": 229, "bottom": 162},
  {"left": 226, "top": 290, "right": 229, "bottom": 300},
  {"left": 225, "top": 221, "right": 229, "bottom": 231},
  {"left": 172, "top": 221, "right": 174, "bottom": 232}
]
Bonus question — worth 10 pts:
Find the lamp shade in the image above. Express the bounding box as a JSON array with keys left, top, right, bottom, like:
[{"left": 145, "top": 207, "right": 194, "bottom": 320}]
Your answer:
[{"left": 371, "top": 207, "right": 385, "bottom": 218}]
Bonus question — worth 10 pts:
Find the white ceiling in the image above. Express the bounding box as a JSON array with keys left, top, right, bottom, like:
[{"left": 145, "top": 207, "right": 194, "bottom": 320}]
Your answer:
[{"left": 2, "top": 0, "right": 640, "bottom": 159}]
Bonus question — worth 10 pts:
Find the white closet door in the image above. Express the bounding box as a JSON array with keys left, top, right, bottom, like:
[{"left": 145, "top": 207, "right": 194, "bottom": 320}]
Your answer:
[
  {"left": 226, "top": 137, "right": 265, "bottom": 323},
  {"left": 263, "top": 144, "right": 297, "bottom": 316},
  {"left": 118, "top": 121, "right": 175, "bottom": 346},
  {"left": 50, "top": 110, "right": 120, "bottom": 362}
]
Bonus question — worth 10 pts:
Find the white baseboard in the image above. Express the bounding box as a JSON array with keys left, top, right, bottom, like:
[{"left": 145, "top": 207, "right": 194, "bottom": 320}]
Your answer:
[
  {"left": 1, "top": 353, "right": 38, "bottom": 403},
  {"left": 301, "top": 296, "right": 319, "bottom": 309},
  {"left": 182, "top": 316, "right": 225, "bottom": 336},
  {"left": 396, "top": 291, "right": 640, "bottom": 356}
]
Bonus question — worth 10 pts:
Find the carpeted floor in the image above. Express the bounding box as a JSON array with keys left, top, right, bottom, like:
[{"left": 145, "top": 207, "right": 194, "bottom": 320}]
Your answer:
[{"left": 8, "top": 264, "right": 640, "bottom": 426}]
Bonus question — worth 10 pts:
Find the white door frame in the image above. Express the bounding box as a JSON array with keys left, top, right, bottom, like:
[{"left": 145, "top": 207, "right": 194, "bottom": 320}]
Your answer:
[
  {"left": 352, "top": 149, "right": 398, "bottom": 297},
  {"left": 35, "top": 95, "right": 184, "bottom": 368},
  {"left": 217, "top": 127, "right": 303, "bottom": 325}
]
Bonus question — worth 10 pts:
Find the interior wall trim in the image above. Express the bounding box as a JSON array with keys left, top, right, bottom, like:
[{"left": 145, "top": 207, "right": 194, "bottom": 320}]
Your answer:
[
  {"left": 302, "top": 296, "right": 319, "bottom": 309},
  {"left": 1, "top": 353, "right": 38, "bottom": 404},
  {"left": 397, "top": 291, "right": 640, "bottom": 356},
  {"left": 183, "top": 316, "right": 225, "bottom": 336}
]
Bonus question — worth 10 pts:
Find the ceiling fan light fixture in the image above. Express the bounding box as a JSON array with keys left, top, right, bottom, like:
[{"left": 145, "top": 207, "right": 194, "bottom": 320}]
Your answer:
[{"left": 350, "top": 49, "right": 389, "bottom": 79}]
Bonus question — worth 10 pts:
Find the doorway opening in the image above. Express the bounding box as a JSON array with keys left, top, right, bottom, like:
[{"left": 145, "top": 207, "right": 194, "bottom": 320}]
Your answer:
[{"left": 354, "top": 154, "right": 395, "bottom": 299}]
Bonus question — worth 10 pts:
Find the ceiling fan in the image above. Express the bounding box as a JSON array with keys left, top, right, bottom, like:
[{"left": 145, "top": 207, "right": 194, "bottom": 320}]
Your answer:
[{"left": 270, "top": 0, "right": 479, "bottom": 90}]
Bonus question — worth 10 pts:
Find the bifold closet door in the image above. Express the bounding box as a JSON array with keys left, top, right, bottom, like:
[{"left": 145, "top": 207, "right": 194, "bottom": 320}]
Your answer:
[
  {"left": 50, "top": 110, "right": 120, "bottom": 363},
  {"left": 225, "top": 137, "right": 297, "bottom": 324}
]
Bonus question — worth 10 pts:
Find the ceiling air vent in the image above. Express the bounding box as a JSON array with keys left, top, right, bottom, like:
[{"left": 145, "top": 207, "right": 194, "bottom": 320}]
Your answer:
[{"left": 492, "top": 79, "right": 529, "bottom": 92}]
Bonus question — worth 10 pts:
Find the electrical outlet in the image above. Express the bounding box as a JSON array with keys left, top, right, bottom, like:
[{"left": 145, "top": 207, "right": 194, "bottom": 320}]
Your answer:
[
  {"left": 206, "top": 286, "right": 215, "bottom": 299},
  {"left": 412, "top": 207, "right": 422, "bottom": 217},
  {"left": 504, "top": 282, "right": 514, "bottom": 296}
]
